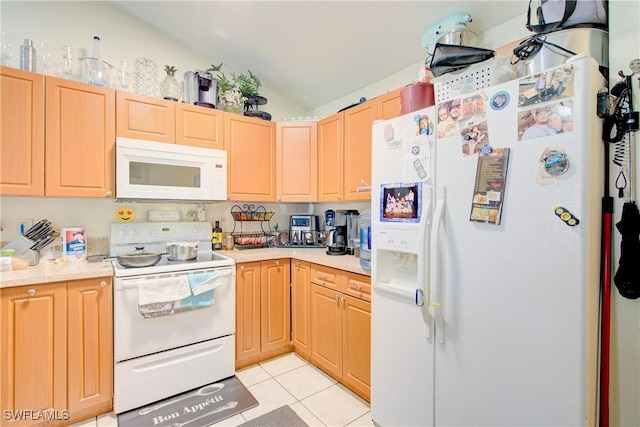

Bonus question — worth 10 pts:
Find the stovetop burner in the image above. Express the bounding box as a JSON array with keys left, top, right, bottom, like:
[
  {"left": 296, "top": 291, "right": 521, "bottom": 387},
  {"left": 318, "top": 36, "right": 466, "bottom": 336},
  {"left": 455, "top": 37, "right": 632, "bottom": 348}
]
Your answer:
[{"left": 110, "top": 221, "right": 235, "bottom": 277}]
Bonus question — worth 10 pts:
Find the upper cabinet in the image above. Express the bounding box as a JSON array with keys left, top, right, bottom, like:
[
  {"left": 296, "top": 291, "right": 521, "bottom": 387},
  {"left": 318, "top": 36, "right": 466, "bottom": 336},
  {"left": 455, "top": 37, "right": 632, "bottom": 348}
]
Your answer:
[
  {"left": 175, "top": 103, "right": 224, "bottom": 149},
  {"left": 0, "top": 66, "right": 45, "bottom": 196},
  {"left": 343, "top": 101, "right": 377, "bottom": 201},
  {"left": 317, "top": 89, "right": 402, "bottom": 203},
  {"left": 116, "top": 91, "right": 174, "bottom": 142},
  {"left": 1, "top": 68, "right": 115, "bottom": 198},
  {"left": 116, "top": 92, "right": 224, "bottom": 149},
  {"left": 376, "top": 87, "right": 402, "bottom": 121},
  {"left": 226, "top": 114, "right": 276, "bottom": 202},
  {"left": 45, "top": 76, "right": 115, "bottom": 197},
  {"left": 317, "top": 113, "right": 344, "bottom": 202},
  {"left": 276, "top": 121, "right": 317, "bottom": 202}
]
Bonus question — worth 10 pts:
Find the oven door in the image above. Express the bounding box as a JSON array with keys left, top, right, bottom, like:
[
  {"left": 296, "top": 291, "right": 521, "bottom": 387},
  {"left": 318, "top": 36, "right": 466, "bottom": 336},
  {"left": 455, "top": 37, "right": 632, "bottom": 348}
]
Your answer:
[
  {"left": 115, "top": 137, "right": 227, "bottom": 202},
  {"left": 114, "top": 266, "right": 235, "bottom": 362}
]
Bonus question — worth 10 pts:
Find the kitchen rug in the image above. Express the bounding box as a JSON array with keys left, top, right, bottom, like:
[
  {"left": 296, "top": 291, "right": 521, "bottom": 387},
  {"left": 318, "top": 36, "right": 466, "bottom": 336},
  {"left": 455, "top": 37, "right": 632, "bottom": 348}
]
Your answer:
[
  {"left": 117, "top": 375, "right": 258, "bottom": 427},
  {"left": 239, "top": 405, "right": 308, "bottom": 427}
]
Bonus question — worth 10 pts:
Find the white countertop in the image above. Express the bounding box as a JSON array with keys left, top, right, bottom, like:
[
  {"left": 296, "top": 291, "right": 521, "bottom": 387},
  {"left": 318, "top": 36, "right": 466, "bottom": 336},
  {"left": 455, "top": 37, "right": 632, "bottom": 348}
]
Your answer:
[
  {"left": 0, "top": 248, "right": 370, "bottom": 289},
  {"left": 0, "top": 259, "right": 115, "bottom": 288},
  {"left": 221, "top": 247, "right": 371, "bottom": 276}
]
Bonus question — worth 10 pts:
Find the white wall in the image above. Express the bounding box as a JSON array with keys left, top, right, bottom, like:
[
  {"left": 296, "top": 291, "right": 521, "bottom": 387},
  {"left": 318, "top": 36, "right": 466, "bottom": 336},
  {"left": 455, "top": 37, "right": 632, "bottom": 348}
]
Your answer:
[
  {"left": 309, "top": 14, "right": 531, "bottom": 118},
  {"left": 0, "top": 1, "right": 308, "bottom": 121}
]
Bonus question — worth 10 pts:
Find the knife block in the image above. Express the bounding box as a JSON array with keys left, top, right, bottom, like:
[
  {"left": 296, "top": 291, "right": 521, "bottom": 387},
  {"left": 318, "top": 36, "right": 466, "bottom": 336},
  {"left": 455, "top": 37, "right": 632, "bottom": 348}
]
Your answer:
[{"left": 1, "top": 235, "right": 40, "bottom": 266}]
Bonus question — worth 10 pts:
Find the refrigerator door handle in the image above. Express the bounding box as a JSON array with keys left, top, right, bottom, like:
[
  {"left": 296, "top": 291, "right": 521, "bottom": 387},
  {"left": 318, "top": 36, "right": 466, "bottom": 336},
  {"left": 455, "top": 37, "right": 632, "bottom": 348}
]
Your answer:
[
  {"left": 376, "top": 282, "right": 432, "bottom": 338},
  {"left": 430, "top": 186, "right": 446, "bottom": 344}
]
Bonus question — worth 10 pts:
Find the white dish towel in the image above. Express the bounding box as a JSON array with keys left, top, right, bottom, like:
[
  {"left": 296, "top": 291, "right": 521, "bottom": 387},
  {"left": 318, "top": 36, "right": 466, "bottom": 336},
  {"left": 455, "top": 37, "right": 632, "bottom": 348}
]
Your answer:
[{"left": 137, "top": 276, "right": 192, "bottom": 306}]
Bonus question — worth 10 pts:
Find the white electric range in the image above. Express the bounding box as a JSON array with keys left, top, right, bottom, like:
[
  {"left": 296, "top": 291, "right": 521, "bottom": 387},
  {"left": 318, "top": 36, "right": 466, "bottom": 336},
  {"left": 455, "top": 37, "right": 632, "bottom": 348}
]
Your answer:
[{"left": 110, "top": 222, "right": 236, "bottom": 414}]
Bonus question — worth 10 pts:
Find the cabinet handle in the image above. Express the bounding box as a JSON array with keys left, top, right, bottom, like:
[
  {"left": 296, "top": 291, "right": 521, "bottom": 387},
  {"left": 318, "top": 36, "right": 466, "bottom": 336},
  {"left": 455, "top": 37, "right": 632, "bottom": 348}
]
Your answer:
[
  {"left": 105, "top": 190, "right": 113, "bottom": 197},
  {"left": 295, "top": 261, "right": 300, "bottom": 267},
  {"left": 275, "top": 260, "right": 279, "bottom": 265},
  {"left": 335, "top": 295, "right": 339, "bottom": 301},
  {"left": 356, "top": 284, "right": 362, "bottom": 291},
  {"left": 27, "top": 289, "right": 36, "bottom": 296},
  {"left": 240, "top": 265, "right": 245, "bottom": 271},
  {"left": 100, "top": 281, "right": 108, "bottom": 288},
  {"left": 341, "top": 296, "right": 345, "bottom": 303}
]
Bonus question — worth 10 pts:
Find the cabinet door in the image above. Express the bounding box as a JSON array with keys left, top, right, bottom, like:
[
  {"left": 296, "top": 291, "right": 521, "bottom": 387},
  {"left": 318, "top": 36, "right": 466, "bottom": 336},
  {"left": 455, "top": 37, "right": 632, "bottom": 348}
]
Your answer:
[
  {"left": 116, "top": 91, "right": 175, "bottom": 143},
  {"left": 310, "top": 283, "right": 342, "bottom": 380},
  {"left": 376, "top": 88, "right": 402, "bottom": 121},
  {"left": 317, "top": 113, "right": 344, "bottom": 202},
  {"left": 342, "top": 295, "right": 371, "bottom": 402},
  {"left": 343, "top": 101, "right": 376, "bottom": 201},
  {"left": 260, "top": 259, "right": 291, "bottom": 352},
  {"left": 175, "top": 103, "right": 224, "bottom": 149},
  {"left": 67, "top": 278, "right": 112, "bottom": 414},
  {"left": 45, "top": 76, "right": 115, "bottom": 197},
  {"left": 1, "top": 283, "right": 67, "bottom": 418},
  {"left": 291, "top": 260, "right": 311, "bottom": 358},
  {"left": 276, "top": 121, "right": 317, "bottom": 202},
  {"left": 226, "top": 114, "right": 276, "bottom": 201},
  {"left": 236, "top": 262, "right": 262, "bottom": 364},
  {"left": 0, "top": 67, "right": 45, "bottom": 196}
]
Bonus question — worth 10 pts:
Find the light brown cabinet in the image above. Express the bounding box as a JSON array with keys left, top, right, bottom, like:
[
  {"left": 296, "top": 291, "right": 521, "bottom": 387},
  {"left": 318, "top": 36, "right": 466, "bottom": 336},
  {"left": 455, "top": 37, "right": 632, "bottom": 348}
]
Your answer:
[
  {"left": 45, "top": 76, "right": 115, "bottom": 198},
  {"left": 0, "top": 68, "right": 115, "bottom": 198},
  {"left": 309, "top": 263, "right": 371, "bottom": 402},
  {"left": 226, "top": 114, "right": 276, "bottom": 202},
  {"left": 0, "top": 277, "right": 112, "bottom": 426},
  {"left": 276, "top": 121, "right": 317, "bottom": 202},
  {"left": 0, "top": 66, "right": 45, "bottom": 196},
  {"left": 116, "top": 92, "right": 224, "bottom": 149},
  {"left": 317, "top": 113, "right": 344, "bottom": 202},
  {"left": 343, "top": 100, "right": 377, "bottom": 201},
  {"left": 376, "top": 88, "right": 402, "bottom": 121},
  {"left": 291, "top": 260, "right": 311, "bottom": 359},
  {"left": 116, "top": 91, "right": 175, "bottom": 143},
  {"left": 235, "top": 259, "right": 291, "bottom": 369},
  {"left": 317, "top": 89, "right": 401, "bottom": 203}
]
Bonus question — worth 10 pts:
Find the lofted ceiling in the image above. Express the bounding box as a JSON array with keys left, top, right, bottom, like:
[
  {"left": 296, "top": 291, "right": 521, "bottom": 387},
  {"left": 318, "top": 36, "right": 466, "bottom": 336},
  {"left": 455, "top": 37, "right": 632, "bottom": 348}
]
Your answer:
[{"left": 110, "top": 1, "right": 528, "bottom": 111}]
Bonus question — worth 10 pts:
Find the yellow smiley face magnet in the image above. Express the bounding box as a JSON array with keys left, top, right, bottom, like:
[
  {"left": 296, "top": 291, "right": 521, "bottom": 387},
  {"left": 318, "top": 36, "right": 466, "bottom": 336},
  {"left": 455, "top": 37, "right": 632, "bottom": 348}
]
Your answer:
[{"left": 116, "top": 206, "right": 135, "bottom": 222}]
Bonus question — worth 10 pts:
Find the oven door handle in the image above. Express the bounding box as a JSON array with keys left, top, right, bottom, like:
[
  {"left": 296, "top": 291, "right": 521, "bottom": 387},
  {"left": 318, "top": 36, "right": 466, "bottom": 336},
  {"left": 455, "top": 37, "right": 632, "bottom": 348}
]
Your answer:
[{"left": 115, "top": 267, "right": 234, "bottom": 290}]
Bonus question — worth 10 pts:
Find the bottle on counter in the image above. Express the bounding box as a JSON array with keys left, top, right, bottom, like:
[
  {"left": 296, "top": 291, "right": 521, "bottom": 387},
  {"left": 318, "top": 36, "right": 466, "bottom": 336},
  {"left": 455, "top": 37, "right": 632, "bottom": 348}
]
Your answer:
[
  {"left": 359, "top": 210, "right": 371, "bottom": 270},
  {"left": 212, "top": 220, "right": 223, "bottom": 250}
]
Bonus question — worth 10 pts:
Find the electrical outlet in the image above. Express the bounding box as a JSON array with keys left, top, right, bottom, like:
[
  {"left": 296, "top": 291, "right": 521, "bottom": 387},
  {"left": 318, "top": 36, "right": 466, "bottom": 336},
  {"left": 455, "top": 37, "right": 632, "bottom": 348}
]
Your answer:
[{"left": 17, "top": 218, "right": 33, "bottom": 235}]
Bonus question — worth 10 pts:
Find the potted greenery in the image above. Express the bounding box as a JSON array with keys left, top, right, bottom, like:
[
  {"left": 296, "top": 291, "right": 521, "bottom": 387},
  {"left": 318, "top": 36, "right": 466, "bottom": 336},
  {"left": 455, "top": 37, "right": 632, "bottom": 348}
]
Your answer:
[{"left": 207, "top": 63, "right": 264, "bottom": 113}]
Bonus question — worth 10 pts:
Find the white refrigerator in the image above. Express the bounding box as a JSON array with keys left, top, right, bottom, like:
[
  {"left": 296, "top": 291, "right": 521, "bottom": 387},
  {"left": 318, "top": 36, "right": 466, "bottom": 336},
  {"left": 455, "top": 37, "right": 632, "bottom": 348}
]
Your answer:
[{"left": 370, "top": 55, "right": 605, "bottom": 426}]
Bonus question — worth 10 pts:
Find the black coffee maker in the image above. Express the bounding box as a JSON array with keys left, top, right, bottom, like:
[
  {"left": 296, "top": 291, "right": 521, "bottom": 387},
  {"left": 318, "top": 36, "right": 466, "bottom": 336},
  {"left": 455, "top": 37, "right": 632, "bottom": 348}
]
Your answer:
[{"left": 325, "top": 209, "right": 347, "bottom": 255}]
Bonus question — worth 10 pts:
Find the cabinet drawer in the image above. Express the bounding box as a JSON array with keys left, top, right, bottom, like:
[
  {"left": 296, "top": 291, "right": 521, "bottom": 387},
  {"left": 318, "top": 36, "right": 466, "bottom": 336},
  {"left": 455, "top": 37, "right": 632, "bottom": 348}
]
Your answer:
[
  {"left": 343, "top": 271, "right": 371, "bottom": 302},
  {"left": 310, "top": 264, "right": 341, "bottom": 290}
]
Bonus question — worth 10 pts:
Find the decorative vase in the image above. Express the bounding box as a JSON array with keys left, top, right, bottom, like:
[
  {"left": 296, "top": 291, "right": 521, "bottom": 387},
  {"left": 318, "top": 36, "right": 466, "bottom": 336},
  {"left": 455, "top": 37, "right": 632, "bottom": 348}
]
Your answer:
[
  {"left": 219, "top": 87, "right": 245, "bottom": 114},
  {"left": 160, "top": 65, "right": 181, "bottom": 101}
]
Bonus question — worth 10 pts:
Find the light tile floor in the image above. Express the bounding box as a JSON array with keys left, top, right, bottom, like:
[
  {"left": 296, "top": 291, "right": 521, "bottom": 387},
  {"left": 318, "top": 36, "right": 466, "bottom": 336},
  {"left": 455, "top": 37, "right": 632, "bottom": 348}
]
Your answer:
[{"left": 72, "top": 353, "right": 374, "bottom": 427}]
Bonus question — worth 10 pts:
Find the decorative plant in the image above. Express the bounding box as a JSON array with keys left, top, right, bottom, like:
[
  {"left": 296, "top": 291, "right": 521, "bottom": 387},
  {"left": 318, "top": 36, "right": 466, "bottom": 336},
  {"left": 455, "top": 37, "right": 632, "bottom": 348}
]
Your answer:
[{"left": 207, "top": 63, "right": 261, "bottom": 98}]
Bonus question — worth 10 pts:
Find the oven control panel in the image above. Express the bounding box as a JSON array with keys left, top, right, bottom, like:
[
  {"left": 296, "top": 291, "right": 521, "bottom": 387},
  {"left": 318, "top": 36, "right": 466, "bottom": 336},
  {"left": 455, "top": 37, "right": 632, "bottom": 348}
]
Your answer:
[{"left": 111, "top": 222, "right": 212, "bottom": 245}]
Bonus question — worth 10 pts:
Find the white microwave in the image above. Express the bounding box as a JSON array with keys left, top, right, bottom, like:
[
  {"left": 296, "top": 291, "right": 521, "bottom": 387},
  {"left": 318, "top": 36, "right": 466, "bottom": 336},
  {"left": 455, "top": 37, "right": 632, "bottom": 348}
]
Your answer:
[{"left": 115, "top": 137, "right": 227, "bottom": 202}]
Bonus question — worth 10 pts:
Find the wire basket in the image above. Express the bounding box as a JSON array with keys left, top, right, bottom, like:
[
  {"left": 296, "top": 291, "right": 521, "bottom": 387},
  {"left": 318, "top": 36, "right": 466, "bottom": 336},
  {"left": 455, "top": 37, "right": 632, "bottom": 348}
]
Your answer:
[{"left": 432, "top": 56, "right": 517, "bottom": 104}]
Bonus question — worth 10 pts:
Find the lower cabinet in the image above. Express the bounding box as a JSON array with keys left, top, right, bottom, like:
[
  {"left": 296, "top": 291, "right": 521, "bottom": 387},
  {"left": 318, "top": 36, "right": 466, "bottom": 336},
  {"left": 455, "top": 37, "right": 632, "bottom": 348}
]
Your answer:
[
  {"left": 0, "top": 277, "right": 112, "bottom": 426},
  {"left": 235, "top": 259, "right": 291, "bottom": 369},
  {"left": 291, "top": 260, "right": 311, "bottom": 359},
  {"left": 308, "top": 264, "right": 371, "bottom": 402}
]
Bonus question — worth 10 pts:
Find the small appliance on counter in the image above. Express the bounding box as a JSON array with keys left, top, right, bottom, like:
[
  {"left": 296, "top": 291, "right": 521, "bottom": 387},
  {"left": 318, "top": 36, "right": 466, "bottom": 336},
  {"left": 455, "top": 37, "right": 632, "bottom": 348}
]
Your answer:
[
  {"left": 183, "top": 70, "right": 217, "bottom": 108},
  {"left": 325, "top": 210, "right": 347, "bottom": 255},
  {"left": 343, "top": 210, "right": 359, "bottom": 255}
]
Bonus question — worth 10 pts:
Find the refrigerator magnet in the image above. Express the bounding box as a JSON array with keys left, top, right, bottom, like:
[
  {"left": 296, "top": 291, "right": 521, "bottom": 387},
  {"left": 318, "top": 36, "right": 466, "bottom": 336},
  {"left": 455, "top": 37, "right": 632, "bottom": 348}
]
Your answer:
[
  {"left": 554, "top": 206, "right": 580, "bottom": 226},
  {"left": 490, "top": 91, "right": 510, "bottom": 110}
]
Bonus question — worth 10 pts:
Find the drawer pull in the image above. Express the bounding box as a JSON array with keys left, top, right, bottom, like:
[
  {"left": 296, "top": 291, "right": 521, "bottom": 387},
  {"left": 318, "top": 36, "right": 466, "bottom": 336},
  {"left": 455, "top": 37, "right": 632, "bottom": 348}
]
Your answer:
[
  {"left": 356, "top": 284, "right": 362, "bottom": 291},
  {"left": 100, "top": 281, "right": 108, "bottom": 288},
  {"left": 27, "top": 289, "right": 36, "bottom": 296}
]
